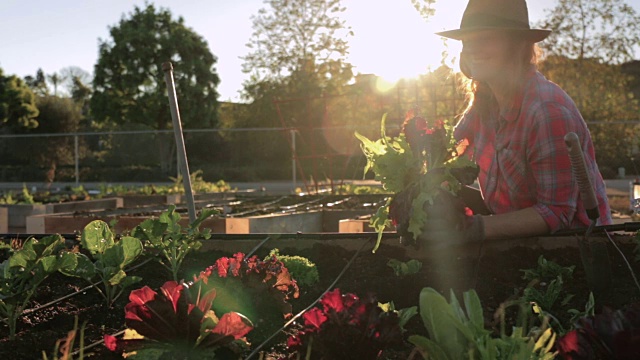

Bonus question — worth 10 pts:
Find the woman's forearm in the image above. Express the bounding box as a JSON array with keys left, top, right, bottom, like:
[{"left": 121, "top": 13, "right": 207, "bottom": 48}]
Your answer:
[{"left": 482, "top": 207, "right": 550, "bottom": 240}]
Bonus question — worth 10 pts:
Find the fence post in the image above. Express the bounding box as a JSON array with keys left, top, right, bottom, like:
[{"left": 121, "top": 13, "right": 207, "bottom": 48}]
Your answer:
[
  {"left": 291, "top": 129, "right": 296, "bottom": 192},
  {"left": 74, "top": 134, "right": 79, "bottom": 185}
]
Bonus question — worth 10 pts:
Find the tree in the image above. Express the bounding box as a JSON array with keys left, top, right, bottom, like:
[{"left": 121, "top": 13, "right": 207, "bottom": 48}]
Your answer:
[
  {"left": 241, "top": 0, "right": 353, "bottom": 90},
  {"left": 0, "top": 67, "right": 39, "bottom": 129},
  {"left": 91, "top": 4, "right": 221, "bottom": 175},
  {"left": 24, "top": 68, "right": 48, "bottom": 96},
  {"left": 59, "top": 66, "right": 91, "bottom": 96},
  {"left": 536, "top": 0, "right": 640, "bottom": 64},
  {"left": 47, "top": 72, "right": 66, "bottom": 97},
  {"left": 91, "top": 4, "right": 220, "bottom": 130},
  {"left": 238, "top": 0, "right": 355, "bottom": 182},
  {"left": 535, "top": 0, "right": 640, "bottom": 175}
]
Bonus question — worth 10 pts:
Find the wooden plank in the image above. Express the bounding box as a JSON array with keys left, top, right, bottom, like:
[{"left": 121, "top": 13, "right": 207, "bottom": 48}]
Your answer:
[
  {"left": 0, "top": 207, "right": 7, "bottom": 233},
  {"left": 26, "top": 213, "right": 226, "bottom": 234},
  {"left": 44, "top": 197, "right": 123, "bottom": 213}
]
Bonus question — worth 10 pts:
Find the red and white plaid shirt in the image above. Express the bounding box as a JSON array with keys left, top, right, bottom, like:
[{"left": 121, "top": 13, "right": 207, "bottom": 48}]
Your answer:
[{"left": 454, "top": 69, "right": 612, "bottom": 232}]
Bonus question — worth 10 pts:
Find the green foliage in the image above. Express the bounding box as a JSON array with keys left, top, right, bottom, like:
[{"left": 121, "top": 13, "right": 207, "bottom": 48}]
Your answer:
[
  {"left": 62, "top": 220, "right": 143, "bottom": 307},
  {"left": 387, "top": 258, "right": 423, "bottom": 276},
  {"left": 266, "top": 248, "right": 319, "bottom": 287},
  {"left": 520, "top": 256, "right": 578, "bottom": 335},
  {"left": 168, "top": 170, "right": 233, "bottom": 194},
  {"left": 0, "top": 235, "right": 77, "bottom": 339},
  {"left": 92, "top": 4, "right": 219, "bottom": 130},
  {"left": 536, "top": 0, "right": 640, "bottom": 171},
  {"left": 131, "top": 205, "right": 218, "bottom": 281},
  {"left": 0, "top": 67, "right": 39, "bottom": 129},
  {"left": 409, "top": 288, "right": 556, "bottom": 360},
  {"left": 242, "top": 0, "right": 352, "bottom": 87},
  {"left": 521, "top": 256, "right": 575, "bottom": 283},
  {"left": 537, "top": 0, "right": 640, "bottom": 64},
  {"left": 356, "top": 113, "right": 477, "bottom": 251}
]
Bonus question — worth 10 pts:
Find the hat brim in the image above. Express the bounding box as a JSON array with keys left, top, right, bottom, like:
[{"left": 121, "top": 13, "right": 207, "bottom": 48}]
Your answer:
[{"left": 435, "top": 27, "right": 551, "bottom": 42}]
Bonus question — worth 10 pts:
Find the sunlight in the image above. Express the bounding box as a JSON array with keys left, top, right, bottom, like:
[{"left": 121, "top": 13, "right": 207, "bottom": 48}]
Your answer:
[
  {"left": 343, "top": 0, "right": 465, "bottom": 85},
  {"left": 374, "top": 76, "right": 397, "bottom": 93}
]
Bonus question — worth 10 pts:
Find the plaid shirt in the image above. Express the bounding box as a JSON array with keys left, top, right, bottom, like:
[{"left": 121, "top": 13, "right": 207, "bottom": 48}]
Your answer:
[{"left": 454, "top": 70, "right": 612, "bottom": 232}]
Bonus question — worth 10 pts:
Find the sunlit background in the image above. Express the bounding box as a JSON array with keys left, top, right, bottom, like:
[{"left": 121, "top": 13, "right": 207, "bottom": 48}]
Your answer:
[{"left": 0, "top": 0, "right": 560, "bottom": 102}]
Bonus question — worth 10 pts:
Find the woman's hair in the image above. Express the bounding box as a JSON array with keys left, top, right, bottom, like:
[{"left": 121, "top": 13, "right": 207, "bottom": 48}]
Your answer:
[{"left": 459, "top": 35, "right": 542, "bottom": 120}]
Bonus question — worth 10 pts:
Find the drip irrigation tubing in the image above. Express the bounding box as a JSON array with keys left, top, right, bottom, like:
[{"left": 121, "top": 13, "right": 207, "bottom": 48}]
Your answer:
[
  {"left": 245, "top": 236, "right": 373, "bottom": 359},
  {"left": 0, "top": 257, "right": 156, "bottom": 324},
  {"left": 603, "top": 230, "right": 640, "bottom": 294}
]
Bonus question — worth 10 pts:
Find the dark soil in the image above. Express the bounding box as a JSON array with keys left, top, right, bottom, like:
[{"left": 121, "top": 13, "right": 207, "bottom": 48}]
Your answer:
[{"left": 1, "top": 235, "right": 640, "bottom": 359}]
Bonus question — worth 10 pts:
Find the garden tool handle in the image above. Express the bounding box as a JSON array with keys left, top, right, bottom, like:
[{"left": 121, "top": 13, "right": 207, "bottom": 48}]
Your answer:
[{"left": 564, "top": 132, "right": 599, "bottom": 221}]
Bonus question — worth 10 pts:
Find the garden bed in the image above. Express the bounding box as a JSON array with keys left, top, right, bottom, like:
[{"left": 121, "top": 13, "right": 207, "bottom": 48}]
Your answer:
[
  {"left": 1, "top": 233, "right": 639, "bottom": 359},
  {"left": 23, "top": 194, "right": 385, "bottom": 234}
]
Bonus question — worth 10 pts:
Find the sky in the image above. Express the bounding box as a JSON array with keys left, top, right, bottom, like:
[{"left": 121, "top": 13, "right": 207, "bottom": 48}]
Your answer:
[{"left": 0, "top": 0, "right": 636, "bottom": 102}]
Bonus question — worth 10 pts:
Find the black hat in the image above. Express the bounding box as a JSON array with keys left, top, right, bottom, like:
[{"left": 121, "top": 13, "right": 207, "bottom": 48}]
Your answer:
[{"left": 436, "top": 0, "right": 551, "bottom": 42}]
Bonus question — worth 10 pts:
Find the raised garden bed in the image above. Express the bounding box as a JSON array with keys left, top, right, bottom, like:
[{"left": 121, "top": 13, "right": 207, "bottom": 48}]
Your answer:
[
  {"left": 24, "top": 195, "right": 384, "bottom": 234},
  {"left": 1, "top": 232, "right": 639, "bottom": 359},
  {"left": 2, "top": 198, "right": 124, "bottom": 233}
]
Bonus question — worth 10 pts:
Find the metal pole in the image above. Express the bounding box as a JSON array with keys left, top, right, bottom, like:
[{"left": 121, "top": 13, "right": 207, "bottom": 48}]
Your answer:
[
  {"left": 162, "top": 61, "right": 196, "bottom": 223},
  {"left": 291, "top": 129, "right": 296, "bottom": 192},
  {"left": 74, "top": 135, "right": 79, "bottom": 185}
]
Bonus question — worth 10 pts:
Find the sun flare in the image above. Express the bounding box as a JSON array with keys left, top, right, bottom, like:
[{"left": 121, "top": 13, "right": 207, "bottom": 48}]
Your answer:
[{"left": 344, "top": 0, "right": 465, "bottom": 85}]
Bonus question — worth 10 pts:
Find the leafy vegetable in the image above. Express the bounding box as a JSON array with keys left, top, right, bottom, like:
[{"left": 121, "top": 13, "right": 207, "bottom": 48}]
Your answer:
[
  {"left": 409, "top": 287, "right": 557, "bottom": 360},
  {"left": 104, "top": 280, "right": 253, "bottom": 359},
  {"left": 132, "top": 205, "right": 218, "bottom": 281},
  {"left": 61, "top": 220, "right": 143, "bottom": 307},
  {"left": 0, "top": 235, "right": 77, "bottom": 339},
  {"left": 556, "top": 301, "right": 640, "bottom": 359},
  {"left": 194, "top": 252, "right": 299, "bottom": 344},
  {"left": 355, "top": 111, "right": 478, "bottom": 251},
  {"left": 285, "top": 288, "right": 416, "bottom": 359},
  {"left": 265, "top": 248, "right": 319, "bottom": 287}
]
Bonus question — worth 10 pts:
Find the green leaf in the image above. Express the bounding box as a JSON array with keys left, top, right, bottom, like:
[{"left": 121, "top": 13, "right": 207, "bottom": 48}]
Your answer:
[
  {"left": 81, "top": 220, "right": 115, "bottom": 255},
  {"left": 60, "top": 253, "right": 96, "bottom": 280},
  {"left": 108, "top": 269, "right": 127, "bottom": 286},
  {"left": 463, "top": 290, "right": 484, "bottom": 330},
  {"left": 418, "top": 288, "right": 463, "bottom": 359},
  {"left": 408, "top": 335, "right": 450, "bottom": 360},
  {"left": 118, "top": 275, "right": 142, "bottom": 289}
]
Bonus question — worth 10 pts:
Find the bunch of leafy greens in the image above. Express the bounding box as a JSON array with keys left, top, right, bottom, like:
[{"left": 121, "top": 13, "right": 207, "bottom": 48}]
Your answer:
[
  {"left": 355, "top": 111, "right": 478, "bottom": 251},
  {"left": 285, "top": 288, "right": 416, "bottom": 359},
  {"left": 104, "top": 280, "right": 253, "bottom": 359}
]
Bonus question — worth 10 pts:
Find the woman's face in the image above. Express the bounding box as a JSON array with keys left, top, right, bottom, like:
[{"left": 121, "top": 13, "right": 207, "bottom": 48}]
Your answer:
[{"left": 461, "top": 30, "right": 512, "bottom": 83}]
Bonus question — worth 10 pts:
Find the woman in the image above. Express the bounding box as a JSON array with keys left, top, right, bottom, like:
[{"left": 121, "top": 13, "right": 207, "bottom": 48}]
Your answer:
[{"left": 429, "top": 0, "right": 612, "bottom": 243}]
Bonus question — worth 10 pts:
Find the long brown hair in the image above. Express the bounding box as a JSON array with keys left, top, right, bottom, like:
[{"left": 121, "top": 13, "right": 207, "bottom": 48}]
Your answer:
[{"left": 460, "top": 35, "right": 542, "bottom": 120}]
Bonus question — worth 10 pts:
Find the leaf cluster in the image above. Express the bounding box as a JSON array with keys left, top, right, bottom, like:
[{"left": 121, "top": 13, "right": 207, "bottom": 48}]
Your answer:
[
  {"left": 0, "top": 235, "right": 77, "bottom": 339},
  {"left": 62, "top": 220, "right": 143, "bottom": 307},
  {"left": 266, "top": 248, "right": 319, "bottom": 287},
  {"left": 104, "top": 280, "right": 253, "bottom": 359},
  {"left": 409, "top": 288, "right": 556, "bottom": 360},
  {"left": 285, "top": 288, "right": 416, "bottom": 359},
  {"left": 132, "top": 205, "right": 218, "bottom": 281},
  {"left": 355, "top": 113, "right": 478, "bottom": 251}
]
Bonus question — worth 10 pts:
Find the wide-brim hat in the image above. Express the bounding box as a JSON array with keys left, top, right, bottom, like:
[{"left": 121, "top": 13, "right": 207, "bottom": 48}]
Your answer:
[{"left": 435, "top": 0, "right": 551, "bottom": 42}]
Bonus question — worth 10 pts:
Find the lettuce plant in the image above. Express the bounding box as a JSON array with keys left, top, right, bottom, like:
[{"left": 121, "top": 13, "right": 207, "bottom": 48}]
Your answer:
[
  {"left": 195, "top": 252, "right": 299, "bottom": 343},
  {"left": 104, "top": 280, "right": 253, "bottom": 359},
  {"left": 285, "top": 288, "right": 416, "bottom": 359},
  {"left": 355, "top": 112, "right": 478, "bottom": 251},
  {"left": 265, "top": 248, "right": 319, "bottom": 287},
  {"left": 555, "top": 302, "right": 640, "bottom": 359},
  {"left": 132, "top": 205, "right": 217, "bottom": 281},
  {"left": 62, "top": 220, "right": 143, "bottom": 307},
  {"left": 409, "top": 287, "right": 556, "bottom": 360},
  {"left": 0, "top": 235, "right": 77, "bottom": 339}
]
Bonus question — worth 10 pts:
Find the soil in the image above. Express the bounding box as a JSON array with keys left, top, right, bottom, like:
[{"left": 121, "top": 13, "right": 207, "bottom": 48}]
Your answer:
[{"left": 1, "top": 236, "right": 640, "bottom": 360}]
